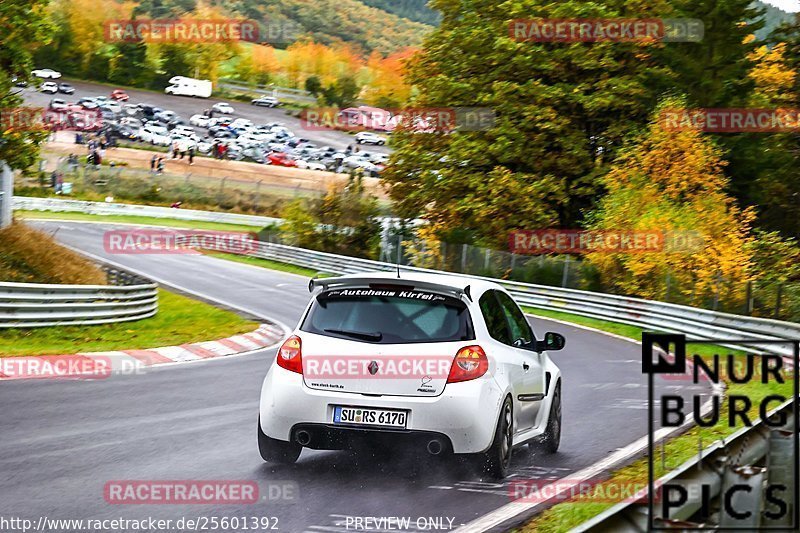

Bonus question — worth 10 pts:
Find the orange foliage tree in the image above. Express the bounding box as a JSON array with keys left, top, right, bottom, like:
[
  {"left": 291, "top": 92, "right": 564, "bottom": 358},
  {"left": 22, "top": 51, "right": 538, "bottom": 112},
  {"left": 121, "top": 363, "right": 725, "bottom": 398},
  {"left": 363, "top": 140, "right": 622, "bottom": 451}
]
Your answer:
[{"left": 586, "top": 97, "right": 754, "bottom": 306}]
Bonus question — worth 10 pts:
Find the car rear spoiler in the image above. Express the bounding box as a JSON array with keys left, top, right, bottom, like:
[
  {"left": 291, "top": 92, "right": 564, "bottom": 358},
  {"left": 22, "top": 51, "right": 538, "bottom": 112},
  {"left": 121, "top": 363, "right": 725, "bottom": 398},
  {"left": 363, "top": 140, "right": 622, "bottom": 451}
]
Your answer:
[{"left": 308, "top": 276, "right": 472, "bottom": 301}]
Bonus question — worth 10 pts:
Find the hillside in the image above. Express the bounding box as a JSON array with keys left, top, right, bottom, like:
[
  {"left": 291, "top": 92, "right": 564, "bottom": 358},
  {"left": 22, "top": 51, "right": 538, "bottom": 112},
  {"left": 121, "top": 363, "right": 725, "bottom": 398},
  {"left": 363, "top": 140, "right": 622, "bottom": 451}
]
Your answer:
[
  {"left": 220, "top": 0, "right": 431, "bottom": 54},
  {"left": 753, "top": 0, "right": 795, "bottom": 38},
  {"left": 359, "top": 0, "right": 441, "bottom": 25}
]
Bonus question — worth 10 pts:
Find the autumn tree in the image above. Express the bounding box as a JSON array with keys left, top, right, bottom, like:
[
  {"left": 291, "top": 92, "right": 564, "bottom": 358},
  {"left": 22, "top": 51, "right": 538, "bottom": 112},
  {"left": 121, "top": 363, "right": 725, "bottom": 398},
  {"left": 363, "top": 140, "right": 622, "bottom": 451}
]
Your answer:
[
  {"left": 361, "top": 48, "right": 415, "bottom": 108},
  {"left": 0, "top": 0, "right": 55, "bottom": 170},
  {"left": 586, "top": 98, "right": 754, "bottom": 306},
  {"left": 382, "top": 0, "right": 676, "bottom": 248}
]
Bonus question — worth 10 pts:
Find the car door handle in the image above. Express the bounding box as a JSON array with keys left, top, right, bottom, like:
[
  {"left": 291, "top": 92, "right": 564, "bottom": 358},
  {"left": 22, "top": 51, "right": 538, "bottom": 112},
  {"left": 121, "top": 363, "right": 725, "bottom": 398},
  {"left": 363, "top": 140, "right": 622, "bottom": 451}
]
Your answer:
[{"left": 522, "top": 362, "right": 530, "bottom": 371}]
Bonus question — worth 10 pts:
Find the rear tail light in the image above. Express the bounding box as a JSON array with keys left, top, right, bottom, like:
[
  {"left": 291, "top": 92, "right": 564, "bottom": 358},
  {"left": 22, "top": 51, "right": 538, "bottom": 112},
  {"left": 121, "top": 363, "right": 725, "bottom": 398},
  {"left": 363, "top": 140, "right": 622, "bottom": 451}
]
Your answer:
[
  {"left": 276, "top": 335, "right": 303, "bottom": 374},
  {"left": 447, "top": 345, "right": 488, "bottom": 383}
]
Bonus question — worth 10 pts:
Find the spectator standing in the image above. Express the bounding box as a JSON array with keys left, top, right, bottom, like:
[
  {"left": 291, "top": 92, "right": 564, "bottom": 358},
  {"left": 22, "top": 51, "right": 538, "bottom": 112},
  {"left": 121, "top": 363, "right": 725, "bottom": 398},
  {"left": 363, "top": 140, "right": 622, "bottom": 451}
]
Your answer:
[
  {"left": 150, "top": 154, "right": 157, "bottom": 173},
  {"left": 157, "top": 157, "right": 164, "bottom": 174},
  {"left": 188, "top": 147, "right": 195, "bottom": 165}
]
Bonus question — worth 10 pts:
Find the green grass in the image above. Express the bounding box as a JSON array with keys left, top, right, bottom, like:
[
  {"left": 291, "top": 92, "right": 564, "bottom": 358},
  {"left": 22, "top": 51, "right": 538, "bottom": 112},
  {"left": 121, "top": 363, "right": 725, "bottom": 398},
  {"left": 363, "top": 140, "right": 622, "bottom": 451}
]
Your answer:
[
  {"left": 518, "top": 309, "right": 793, "bottom": 532},
  {"left": 15, "top": 210, "right": 262, "bottom": 233},
  {"left": 0, "top": 289, "right": 258, "bottom": 356},
  {"left": 202, "top": 251, "right": 321, "bottom": 278}
]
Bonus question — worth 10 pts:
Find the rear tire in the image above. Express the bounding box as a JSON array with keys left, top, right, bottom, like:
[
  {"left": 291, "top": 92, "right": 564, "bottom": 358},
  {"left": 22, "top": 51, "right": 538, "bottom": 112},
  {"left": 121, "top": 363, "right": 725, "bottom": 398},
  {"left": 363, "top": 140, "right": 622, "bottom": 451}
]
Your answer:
[
  {"left": 258, "top": 417, "right": 301, "bottom": 464},
  {"left": 479, "top": 396, "right": 513, "bottom": 479},
  {"left": 537, "top": 382, "right": 561, "bottom": 454}
]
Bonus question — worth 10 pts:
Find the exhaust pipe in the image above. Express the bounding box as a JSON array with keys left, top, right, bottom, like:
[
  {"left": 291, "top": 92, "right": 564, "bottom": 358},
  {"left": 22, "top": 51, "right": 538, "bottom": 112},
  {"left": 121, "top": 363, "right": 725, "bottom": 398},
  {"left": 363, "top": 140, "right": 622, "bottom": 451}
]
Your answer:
[
  {"left": 426, "top": 438, "right": 444, "bottom": 456},
  {"left": 295, "top": 430, "right": 312, "bottom": 446}
]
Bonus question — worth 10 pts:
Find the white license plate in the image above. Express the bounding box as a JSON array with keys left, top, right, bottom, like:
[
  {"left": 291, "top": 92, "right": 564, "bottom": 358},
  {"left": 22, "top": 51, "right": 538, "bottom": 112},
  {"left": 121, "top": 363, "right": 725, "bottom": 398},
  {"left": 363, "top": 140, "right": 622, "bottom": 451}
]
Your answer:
[{"left": 333, "top": 406, "right": 408, "bottom": 428}]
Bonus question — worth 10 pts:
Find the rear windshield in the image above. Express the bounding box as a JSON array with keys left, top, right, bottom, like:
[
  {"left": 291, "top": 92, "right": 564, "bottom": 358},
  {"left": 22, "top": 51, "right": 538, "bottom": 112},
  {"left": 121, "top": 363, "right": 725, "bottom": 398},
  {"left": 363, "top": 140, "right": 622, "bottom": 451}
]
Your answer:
[{"left": 301, "top": 288, "right": 474, "bottom": 344}]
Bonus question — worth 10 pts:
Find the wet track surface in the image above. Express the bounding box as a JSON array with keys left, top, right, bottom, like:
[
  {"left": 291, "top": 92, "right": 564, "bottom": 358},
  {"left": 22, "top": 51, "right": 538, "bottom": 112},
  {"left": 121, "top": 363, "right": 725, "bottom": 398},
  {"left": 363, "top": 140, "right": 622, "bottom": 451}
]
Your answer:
[{"left": 0, "top": 221, "right": 712, "bottom": 532}]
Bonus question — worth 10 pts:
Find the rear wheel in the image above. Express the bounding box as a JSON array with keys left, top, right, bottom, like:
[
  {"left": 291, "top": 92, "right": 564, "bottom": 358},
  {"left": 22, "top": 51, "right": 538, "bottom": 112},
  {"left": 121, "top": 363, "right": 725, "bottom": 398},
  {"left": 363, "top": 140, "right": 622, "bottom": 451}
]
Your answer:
[
  {"left": 258, "top": 417, "right": 301, "bottom": 464},
  {"left": 480, "top": 396, "right": 513, "bottom": 479}
]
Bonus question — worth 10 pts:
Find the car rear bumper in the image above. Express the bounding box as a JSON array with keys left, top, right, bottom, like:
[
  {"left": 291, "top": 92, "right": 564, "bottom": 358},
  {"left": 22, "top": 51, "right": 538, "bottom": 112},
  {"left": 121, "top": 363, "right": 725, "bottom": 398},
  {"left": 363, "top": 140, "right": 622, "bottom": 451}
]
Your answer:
[{"left": 259, "top": 365, "right": 505, "bottom": 454}]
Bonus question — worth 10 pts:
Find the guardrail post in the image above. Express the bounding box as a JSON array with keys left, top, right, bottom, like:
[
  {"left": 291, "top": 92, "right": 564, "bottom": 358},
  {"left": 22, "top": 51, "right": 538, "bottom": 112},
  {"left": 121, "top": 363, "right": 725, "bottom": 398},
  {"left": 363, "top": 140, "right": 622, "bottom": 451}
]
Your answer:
[
  {"left": 719, "top": 465, "right": 765, "bottom": 529},
  {"left": 561, "top": 256, "right": 571, "bottom": 288},
  {"left": 0, "top": 161, "right": 11, "bottom": 228},
  {"left": 774, "top": 284, "right": 784, "bottom": 320},
  {"left": 744, "top": 281, "right": 753, "bottom": 316},
  {"left": 484, "top": 249, "right": 490, "bottom": 272},
  {"left": 255, "top": 180, "right": 262, "bottom": 212},
  {"left": 764, "top": 429, "right": 795, "bottom": 528},
  {"left": 461, "top": 244, "right": 467, "bottom": 273},
  {"left": 218, "top": 176, "right": 227, "bottom": 206}
]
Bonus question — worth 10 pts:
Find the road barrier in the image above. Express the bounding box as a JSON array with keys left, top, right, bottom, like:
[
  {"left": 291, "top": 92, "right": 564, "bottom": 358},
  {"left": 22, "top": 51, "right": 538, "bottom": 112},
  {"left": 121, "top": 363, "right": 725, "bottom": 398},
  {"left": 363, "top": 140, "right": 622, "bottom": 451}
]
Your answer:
[
  {"left": 573, "top": 399, "right": 797, "bottom": 531},
  {"left": 15, "top": 197, "right": 799, "bottom": 354},
  {"left": 183, "top": 237, "right": 800, "bottom": 358},
  {"left": 0, "top": 266, "right": 158, "bottom": 328},
  {"left": 13, "top": 196, "right": 282, "bottom": 228}
]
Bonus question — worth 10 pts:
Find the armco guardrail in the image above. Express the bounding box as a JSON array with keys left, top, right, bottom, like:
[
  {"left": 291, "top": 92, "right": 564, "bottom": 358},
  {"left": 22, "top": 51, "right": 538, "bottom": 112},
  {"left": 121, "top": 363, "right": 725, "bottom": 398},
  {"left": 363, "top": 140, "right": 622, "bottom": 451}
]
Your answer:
[
  {"left": 218, "top": 81, "right": 317, "bottom": 103},
  {"left": 0, "top": 266, "right": 158, "bottom": 328},
  {"left": 13, "top": 197, "right": 282, "bottom": 228},
  {"left": 573, "top": 399, "right": 797, "bottom": 531},
  {"left": 185, "top": 237, "right": 800, "bottom": 358}
]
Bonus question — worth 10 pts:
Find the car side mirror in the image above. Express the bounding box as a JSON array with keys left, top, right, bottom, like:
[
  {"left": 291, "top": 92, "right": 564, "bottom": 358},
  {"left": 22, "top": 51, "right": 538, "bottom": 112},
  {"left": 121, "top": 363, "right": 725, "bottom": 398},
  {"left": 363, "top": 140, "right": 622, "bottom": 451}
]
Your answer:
[{"left": 534, "top": 332, "right": 566, "bottom": 353}]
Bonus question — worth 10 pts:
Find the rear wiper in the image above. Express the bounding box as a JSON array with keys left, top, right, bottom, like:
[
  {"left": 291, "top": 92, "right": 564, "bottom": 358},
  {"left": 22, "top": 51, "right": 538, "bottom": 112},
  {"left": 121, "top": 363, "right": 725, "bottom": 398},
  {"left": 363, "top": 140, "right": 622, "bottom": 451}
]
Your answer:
[{"left": 324, "top": 328, "right": 383, "bottom": 342}]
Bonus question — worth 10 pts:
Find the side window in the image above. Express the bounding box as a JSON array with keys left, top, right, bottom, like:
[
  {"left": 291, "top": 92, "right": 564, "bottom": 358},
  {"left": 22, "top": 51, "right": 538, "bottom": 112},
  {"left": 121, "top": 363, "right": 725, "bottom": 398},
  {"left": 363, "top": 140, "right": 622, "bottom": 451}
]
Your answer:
[
  {"left": 496, "top": 291, "right": 533, "bottom": 346},
  {"left": 479, "top": 291, "right": 511, "bottom": 345}
]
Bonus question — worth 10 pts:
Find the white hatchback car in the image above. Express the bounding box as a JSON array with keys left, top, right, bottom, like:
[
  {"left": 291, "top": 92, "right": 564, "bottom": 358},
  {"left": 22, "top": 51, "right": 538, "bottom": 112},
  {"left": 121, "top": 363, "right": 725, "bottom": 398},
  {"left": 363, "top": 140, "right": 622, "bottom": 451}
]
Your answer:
[
  {"left": 189, "top": 114, "right": 211, "bottom": 128},
  {"left": 258, "top": 272, "right": 565, "bottom": 478},
  {"left": 212, "top": 102, "right": 235, "bottom": 115}
]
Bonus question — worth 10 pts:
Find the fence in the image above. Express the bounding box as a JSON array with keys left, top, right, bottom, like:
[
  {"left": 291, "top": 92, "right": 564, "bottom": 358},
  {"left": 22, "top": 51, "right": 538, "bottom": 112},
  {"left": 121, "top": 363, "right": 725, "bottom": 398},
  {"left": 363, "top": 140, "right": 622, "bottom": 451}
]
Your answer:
[
  {"left": 15, "top": 196, "right": 800, "bottom": 323},
  {"left": 574, "top": 399, "right": 797, "bottom": 531},
  {"left": 29, "top": 157, "right": 326, "bottom": 215},
  {"left": 218, "top": 80, "right": 318, "bottom": 104},
  {"left": 0, "top": 265, "right": 158, "bottom": 328},
  {"left": 183, "top": 237, "right": 800, "bottom": 358},
  {"left": 13, "top": 196, "right": 282, "bottom": 228}
]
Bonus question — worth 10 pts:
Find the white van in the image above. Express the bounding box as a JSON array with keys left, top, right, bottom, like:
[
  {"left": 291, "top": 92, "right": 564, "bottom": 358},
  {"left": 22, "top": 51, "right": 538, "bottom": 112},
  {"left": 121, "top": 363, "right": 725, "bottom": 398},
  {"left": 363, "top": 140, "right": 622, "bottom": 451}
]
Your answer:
[{"left": 165, "top": 77, "right": 212, "bottom": 98}]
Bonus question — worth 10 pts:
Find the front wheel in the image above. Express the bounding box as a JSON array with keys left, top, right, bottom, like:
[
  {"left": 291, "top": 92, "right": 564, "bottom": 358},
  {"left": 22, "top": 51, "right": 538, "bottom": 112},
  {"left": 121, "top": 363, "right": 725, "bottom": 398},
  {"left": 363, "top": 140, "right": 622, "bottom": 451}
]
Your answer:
[
  {"left": 478, "top": 396, "right": 513, "bottom": 479},
  {"left": 536, "top": 382, "right": 561, "bottom": 454},
  {"left": 258, "top": 417, "right": 301, "bottom": 464}
]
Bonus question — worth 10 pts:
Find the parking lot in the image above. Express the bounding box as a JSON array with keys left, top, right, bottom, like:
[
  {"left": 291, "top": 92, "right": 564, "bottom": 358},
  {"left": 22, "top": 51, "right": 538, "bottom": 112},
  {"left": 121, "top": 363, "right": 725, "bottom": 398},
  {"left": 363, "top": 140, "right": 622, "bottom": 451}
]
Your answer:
[{"left": 19, "top": 78, "right": 392, "bottom": 176}]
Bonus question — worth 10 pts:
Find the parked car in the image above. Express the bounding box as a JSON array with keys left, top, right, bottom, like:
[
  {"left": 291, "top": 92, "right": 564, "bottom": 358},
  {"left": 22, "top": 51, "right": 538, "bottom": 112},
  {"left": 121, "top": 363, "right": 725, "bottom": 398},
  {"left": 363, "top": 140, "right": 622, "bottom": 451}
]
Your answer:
[
  {"left": 110, "top": 89, "right": 129, "bottom": 101},
  {"left": 154, "top": 109, "right": 177, "bottom": 123},
  {"left": 48, "top": 98, "right": 68, "bottom": 111},
  {"left": 354, "top": 131, "right": 386, "bottom": 145},
  {"left": 189, "top": 114, "right": 211, "bottom": 128},
  {"left": 212, "top": 102, "right": 235, "bottom": 115},
  {"left": 99, "top": 101, "right": 122, "bottom": 114},
  {"left": 251, "top": 96, "right": 281, "bottom": 108},
  {"left": 40, "top": 81, "right": 58, "bottom": 94},
  {"left": 267, "top": 152, "right": 298, "bottom": 167},
  {"left": 118, "top": 117, "right": 143, "bottom": 130},
  {"left": 138, "top": 124, "right": 171, "bottom": 146},
  {"left": 208, "top": 126, "right": 236, "bottom": 139},
  {"left": 57, "top": 83, "right": 75, "bottom": 95},
  {"left": 295, "top": 159, "right": 327, "bottom": 171},
  {"left": 121, "top": 103, "right": 140, "bottom": 116},
  {"left": 208, "top": 115, "right": 233, "bottom": 127},
  {"left": 138, "top": 104, "right": 162, "bottom": 120},
  {"left": 31, "top": 68, "right": 61, "bottom": 79},
  {"left": 171, "top": 125, "right": 196, "bottom": 138},
  {"left": 76, "top": 97, "right": 99, "bottom": 109}
]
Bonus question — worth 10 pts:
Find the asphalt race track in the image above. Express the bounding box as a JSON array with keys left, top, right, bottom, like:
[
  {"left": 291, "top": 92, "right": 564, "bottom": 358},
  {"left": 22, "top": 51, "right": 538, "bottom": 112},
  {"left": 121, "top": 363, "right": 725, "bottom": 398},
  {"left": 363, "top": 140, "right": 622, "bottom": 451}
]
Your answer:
[
  {"left": 18, "top": 80, "right": 392, "bottom": 153},
  {"left": 0, "top": 221, "right": 711, "bottom": 532}
]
